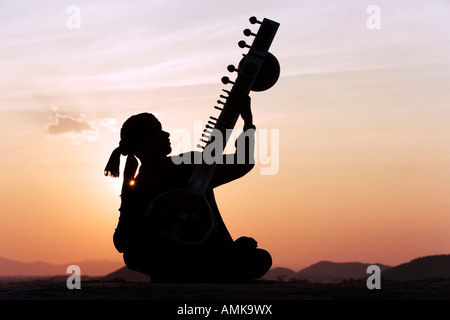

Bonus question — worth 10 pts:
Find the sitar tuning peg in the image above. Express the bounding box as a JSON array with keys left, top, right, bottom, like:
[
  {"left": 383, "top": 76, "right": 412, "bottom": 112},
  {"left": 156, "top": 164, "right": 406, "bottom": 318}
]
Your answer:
[
  {"left": 243, "top": 29, "right": 256, "bottom": 37},
  {"left": 221, "top": 76, "right": 234, "bottom": 85},
  {"left": 249, "top": 16, "right": 261, "bottom": 24},
  {"left": 238, "top": 40, "right": 251, "bottom": 49},
  {"left": 227, "top": 64, "right": 238, "bottom": 73},
  {"left": 208, "top": 117, "right": 217, "bottom": 125}
]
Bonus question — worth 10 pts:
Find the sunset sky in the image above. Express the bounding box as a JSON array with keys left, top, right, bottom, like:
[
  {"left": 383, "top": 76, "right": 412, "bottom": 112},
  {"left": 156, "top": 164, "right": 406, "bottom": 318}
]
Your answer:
[{"left": 1, "top": 0, "right": 450, "bottom": 271}]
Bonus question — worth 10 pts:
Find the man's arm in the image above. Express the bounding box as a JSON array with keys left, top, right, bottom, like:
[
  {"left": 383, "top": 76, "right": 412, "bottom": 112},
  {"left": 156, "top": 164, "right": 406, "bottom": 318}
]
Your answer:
[{"left": 210, "top": 94, "right": 255, "bottom": 188}]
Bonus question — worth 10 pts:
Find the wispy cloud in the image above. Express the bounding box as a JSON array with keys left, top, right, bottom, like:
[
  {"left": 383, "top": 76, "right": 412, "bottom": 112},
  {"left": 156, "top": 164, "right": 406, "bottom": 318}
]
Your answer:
[
  {"left": 45, "top": 114, "right": 98, "bottom": 141},
  {"left": 99, "top": 117, "right": 119, "bottom": 132}
]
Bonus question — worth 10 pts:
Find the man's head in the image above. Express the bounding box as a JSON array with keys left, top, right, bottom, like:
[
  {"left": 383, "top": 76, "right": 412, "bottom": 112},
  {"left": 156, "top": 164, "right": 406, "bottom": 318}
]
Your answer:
[
  {"left": 104, "top": 113, "right": 171, "bottom": 178},
  {"left": 119, "top": 113, "right": 171, "bottom": 160}
]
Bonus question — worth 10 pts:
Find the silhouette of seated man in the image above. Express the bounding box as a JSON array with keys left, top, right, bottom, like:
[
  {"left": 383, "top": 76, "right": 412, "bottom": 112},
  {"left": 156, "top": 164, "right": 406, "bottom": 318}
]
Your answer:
[{"left": 104, "top": 94, "right": 272, "bottom": 283}]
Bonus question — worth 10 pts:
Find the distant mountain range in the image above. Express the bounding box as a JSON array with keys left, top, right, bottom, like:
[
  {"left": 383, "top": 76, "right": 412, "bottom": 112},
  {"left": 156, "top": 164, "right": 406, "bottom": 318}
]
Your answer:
[
  {"left": 1, "top": 254, "right": 450, "bottom": 283},
  {"left": 263, "top": 261, "right": 392, "bottom": 283},
  {"left": 381, "top": 254, "right": 450, "bottom": 281},
  {"left": 102, "top": 267, "right": 150, "bottom": 282},
  {"left": 0, "top": 256, "right": 124, "bottom": 277},
  {"left": 262, "top": 254, "right": 450, "bottom": 283}
]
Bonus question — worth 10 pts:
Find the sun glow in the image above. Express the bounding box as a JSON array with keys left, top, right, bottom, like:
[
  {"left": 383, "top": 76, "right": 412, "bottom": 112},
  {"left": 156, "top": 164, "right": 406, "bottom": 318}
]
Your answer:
[{"left": 1, "top": 0, "right": 450, "bottom": 270}]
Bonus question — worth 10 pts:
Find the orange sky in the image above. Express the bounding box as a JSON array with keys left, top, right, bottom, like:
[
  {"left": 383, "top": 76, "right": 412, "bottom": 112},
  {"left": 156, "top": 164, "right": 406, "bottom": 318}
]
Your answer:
[{"left": 1, "top": 0, "right": 450, "bottom": 271}]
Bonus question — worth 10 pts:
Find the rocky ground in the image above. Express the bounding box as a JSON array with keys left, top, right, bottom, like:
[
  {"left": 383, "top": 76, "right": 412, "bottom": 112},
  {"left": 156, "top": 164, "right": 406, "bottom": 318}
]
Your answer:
[
  {"left": 1, "top": 277, "right": 449, "bottom": 300},
  {"left": 1, "top": 278, "right": 446, "bottom": 317}
]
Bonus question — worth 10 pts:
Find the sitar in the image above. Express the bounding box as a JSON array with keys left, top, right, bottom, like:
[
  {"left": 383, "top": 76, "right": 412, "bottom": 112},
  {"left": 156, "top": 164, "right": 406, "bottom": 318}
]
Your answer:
[{"left": 145, "top": 16, "right": 280, "bottom": 245}]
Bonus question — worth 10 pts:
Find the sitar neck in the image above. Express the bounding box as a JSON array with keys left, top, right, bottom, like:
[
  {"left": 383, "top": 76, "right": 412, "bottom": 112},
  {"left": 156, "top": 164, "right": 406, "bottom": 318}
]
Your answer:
[{"left": 185, "top": 17, "right": 280, "bottom": 196}]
